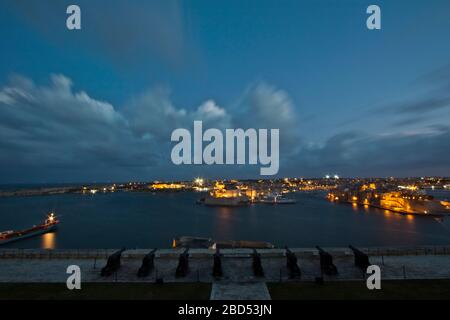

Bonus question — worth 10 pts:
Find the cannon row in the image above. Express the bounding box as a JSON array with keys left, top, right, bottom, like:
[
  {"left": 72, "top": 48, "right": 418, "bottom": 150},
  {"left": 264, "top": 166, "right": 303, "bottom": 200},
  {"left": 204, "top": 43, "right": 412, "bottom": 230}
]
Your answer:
[{"left": 100, "top": 245, "right": 371, "bottom": 279}]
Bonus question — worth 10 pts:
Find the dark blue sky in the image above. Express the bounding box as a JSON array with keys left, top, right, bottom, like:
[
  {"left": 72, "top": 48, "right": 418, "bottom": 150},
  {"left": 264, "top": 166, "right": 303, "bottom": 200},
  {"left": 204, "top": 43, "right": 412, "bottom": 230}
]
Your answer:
[{"left": 1, "top": 0, "right": 450, "bottom": 183}]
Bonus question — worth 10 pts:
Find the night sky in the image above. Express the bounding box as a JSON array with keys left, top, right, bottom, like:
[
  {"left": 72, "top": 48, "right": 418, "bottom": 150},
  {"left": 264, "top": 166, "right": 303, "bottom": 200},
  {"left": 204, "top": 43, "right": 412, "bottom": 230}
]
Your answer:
[{"left": 1, "top": 0, "right": 450, "bottom": 183}]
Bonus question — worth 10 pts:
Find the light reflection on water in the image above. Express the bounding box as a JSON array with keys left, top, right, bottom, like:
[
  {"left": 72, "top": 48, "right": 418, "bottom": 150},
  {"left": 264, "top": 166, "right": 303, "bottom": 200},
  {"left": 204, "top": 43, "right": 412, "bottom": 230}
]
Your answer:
[
  {"left": 214, "top": 207, "right": 233, "bottom": 239},
  {"left": 41, "top": 232, "right": 56, "bottom": 249}
]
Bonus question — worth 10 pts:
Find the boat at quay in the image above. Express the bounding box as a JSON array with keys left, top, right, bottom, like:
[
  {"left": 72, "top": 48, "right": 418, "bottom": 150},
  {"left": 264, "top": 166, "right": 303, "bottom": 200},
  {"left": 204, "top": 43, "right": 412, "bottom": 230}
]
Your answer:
[
  {"left": 172, "top": 236, "right": 275, "bottom": 249},
  {"left": 0, "top": 213, "right": 59, "bottom": 246},
  {"left": 259, "top": 193, "right": 297, "bottom": 204}
]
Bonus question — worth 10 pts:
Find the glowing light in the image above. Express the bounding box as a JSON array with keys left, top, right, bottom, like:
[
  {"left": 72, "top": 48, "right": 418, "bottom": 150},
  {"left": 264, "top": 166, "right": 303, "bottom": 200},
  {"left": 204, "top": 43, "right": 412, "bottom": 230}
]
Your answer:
[
  {"left": 194, "top": 178, "right": 204, "bottom": 186},
  {"left": 151, "top": 183, "right": 185, "bottom": 190},
  {"left": 333, "top": 174, "right": 339, "bottom": 179},
  {"left": 42, "top": 232, "right": 55, "bottom": 249}
]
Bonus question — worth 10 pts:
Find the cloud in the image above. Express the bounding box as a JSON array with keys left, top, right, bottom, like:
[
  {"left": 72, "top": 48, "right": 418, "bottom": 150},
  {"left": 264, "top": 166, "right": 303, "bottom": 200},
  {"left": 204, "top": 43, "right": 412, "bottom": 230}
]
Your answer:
[
  {"left": 394, "top": 96, "right": 450, "bottom": 115},
  {"left": 7, "top": 0, "right": 190, "bottom": 68},
  {"left": 233, "top": 82, "right": 300, "bottom": 155},
  {"left": 378, "top": 63, "right": 450, "bottom": 117},
  {"left": 1, "top": 73, "right": 449, "bottom": 182},
  {"left": 0, "top": 74, "right": 303, "bottom": 182},
  {"left": 125, "top": 88, "right": 232, "bottom": 142},
  {"left": 0, "top": 74, "right": 157, "bottom": 182},
  {"left": 287, "top": 129, "right": 450, "bottom": 177}
]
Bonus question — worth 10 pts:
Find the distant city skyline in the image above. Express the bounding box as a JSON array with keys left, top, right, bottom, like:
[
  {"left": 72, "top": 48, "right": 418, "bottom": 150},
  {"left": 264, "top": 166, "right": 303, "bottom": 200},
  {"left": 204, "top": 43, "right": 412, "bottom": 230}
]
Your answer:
[{"left": 1, "top": 0, "right": 450, "bottom": 183}]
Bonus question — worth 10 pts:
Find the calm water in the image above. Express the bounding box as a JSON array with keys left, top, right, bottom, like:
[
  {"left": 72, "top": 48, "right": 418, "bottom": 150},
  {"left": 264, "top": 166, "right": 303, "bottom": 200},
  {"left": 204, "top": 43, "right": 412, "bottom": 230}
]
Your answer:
[{"left": 1, "top": 191, "right": 450, "bottom": 249}]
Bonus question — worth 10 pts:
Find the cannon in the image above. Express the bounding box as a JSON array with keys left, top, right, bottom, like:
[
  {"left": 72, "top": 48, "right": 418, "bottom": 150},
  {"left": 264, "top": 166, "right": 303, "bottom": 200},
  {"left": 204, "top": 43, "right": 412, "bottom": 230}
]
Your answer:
[
  {"left": 349, "top": 245, "right": 371, "bottom": 270},
  {"left": 212, "top": 247, "right": 223, "bottom": 278},
  {"left": 137, "top": 249, "right": 157, "bottom": 277},
  {"left": 175, "top": 248, "right": 190, "bottom": 277},
  {"left": 285, "top": 247, "right": 301, "bottom": 278},
  {"left": 252, "top": 249, "right": 265, "bottom": 277},
  {"left": 101, "top": 248, "right": 126, "bottom": 277},
  {"left": 316, "top": 246, "right": 338, "bottom": 276}
]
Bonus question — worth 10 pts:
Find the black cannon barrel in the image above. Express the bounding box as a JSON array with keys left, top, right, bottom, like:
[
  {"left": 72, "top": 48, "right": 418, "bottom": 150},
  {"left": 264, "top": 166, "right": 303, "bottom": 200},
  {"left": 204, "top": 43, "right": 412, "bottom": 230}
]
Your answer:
[
  {"left": 175, "top": 248, "right": 190, "bottom": 277},
  {"left": 349, "top": 245, "right": 371, "bottom": 270},
  {"left": 101, "top": 248, "right": 126, "bottom": 277},
  {"left": 212, "top": 247, "right": 223, "bottom": 278},
  {"left": 316, "top": 246, "right": 325, "bottom": 253},
  {"left": 252, "top": 249, "right": 265, "bottom": 277},
  {"left": 285, "top": 246, "right": 301, "bottom": 278},
  {"left": 316, "top": 246, "right": 338, "bottom": 276},
  {"left": 137, "top": 248, "right": 157, "bottom": 278}
]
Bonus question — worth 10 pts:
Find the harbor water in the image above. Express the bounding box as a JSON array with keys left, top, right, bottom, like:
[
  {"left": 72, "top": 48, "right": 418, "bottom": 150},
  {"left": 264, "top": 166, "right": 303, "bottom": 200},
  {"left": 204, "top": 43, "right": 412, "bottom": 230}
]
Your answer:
[{"left": 1, "top": 190, "right": 450, "bottom": 249}]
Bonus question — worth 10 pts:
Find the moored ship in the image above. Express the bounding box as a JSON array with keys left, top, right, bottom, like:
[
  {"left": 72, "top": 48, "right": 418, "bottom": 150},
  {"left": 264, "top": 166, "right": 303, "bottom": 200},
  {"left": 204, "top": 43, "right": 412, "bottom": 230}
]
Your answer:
[
  {"left": 0, "top": 212, "right": 59, "bottom": 246},
  {"left": 172, "top": 236, "right": 275, "bottom": 249},
  {"left": 259, "top": 193, "right": 297, "bottom": 204}
]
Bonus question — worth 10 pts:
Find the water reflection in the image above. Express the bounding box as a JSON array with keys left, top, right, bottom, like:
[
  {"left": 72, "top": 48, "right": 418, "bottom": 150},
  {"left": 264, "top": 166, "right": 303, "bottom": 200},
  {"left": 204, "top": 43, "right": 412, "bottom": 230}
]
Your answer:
[
  {"left": 213, "top": 207, "right": 233, "bottom": 239},
  {"left": 41, "top": 232, "right": 55, "bottom": 249}
]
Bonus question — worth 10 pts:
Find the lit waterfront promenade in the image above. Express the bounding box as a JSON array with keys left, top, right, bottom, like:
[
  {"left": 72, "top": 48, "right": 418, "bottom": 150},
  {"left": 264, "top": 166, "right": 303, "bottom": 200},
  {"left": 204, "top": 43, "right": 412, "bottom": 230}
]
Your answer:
[{"left": 1, "top": 246, "right": 450, "bottom": 283}]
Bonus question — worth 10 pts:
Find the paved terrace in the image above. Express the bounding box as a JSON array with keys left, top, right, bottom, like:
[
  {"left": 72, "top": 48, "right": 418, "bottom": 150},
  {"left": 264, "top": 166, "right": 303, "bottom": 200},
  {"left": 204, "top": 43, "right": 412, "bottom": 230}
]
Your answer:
[{"left": 1, "top": 246, "right": 450, "bottom": 283}]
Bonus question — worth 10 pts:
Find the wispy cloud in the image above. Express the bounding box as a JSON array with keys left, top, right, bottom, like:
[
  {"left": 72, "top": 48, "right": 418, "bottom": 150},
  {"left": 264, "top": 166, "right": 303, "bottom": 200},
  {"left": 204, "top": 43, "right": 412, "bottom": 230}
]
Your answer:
[{"left": 7, "top": 0, "right": 191, "bottom": 69}]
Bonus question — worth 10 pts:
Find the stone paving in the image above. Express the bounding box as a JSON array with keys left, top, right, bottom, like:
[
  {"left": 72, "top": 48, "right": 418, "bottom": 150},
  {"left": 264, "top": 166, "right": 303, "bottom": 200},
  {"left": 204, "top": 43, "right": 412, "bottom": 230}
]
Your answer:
[
  {"left": 1, "top": 248, "right": 450, "bottom": 283},
  {"left": 210, "top": 282, "right": 271, "bottom": 300}
]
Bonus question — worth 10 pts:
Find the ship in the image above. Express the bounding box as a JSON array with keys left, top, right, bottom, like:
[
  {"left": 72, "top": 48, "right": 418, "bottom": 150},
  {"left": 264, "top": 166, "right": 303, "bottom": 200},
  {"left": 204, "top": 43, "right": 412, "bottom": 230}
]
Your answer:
[
  {"left": 0, "top": 212, "right": 59, "bottom": 246},
  {"left": 172, "top": 236, "right": 275, "bottom": 249},
  {"left": 259, "top": 193, "right": 297, "bottom": 204}
]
